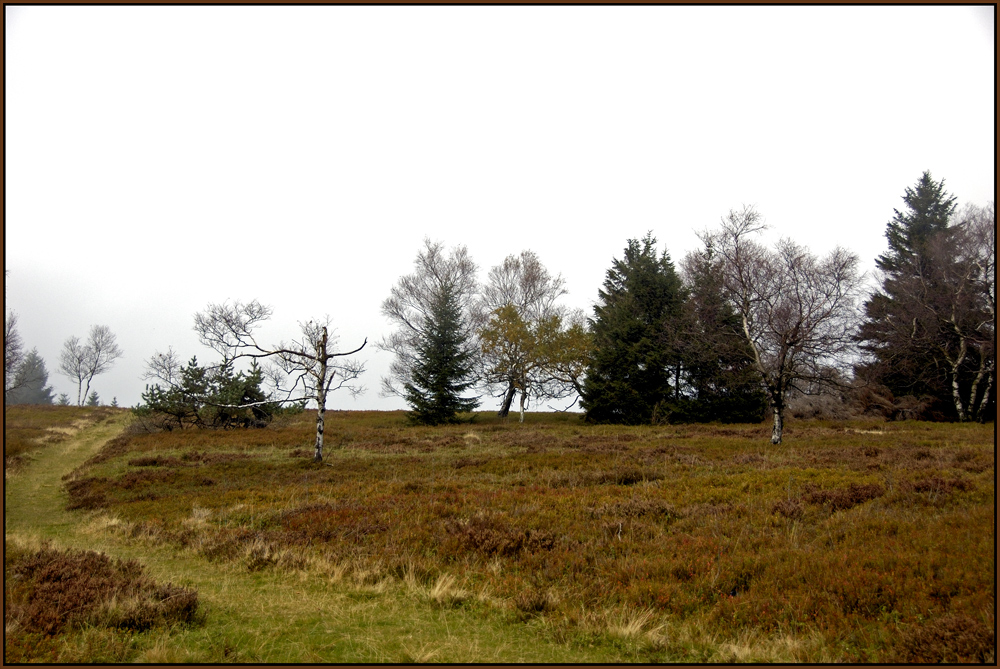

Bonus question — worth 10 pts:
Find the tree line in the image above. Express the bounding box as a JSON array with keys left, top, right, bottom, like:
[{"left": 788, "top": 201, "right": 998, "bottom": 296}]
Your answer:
[
  {"left": 5, "top": 305, "right": 124, "bottom": 410},
  {"left": 5, "top": 172, "right": 993, "bottom": 453},
  {"left": 369, "top": 171, "right": 992, "bottom": 444}
]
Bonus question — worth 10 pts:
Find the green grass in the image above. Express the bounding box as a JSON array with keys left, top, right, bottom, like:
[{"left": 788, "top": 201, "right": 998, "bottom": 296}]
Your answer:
[{"left": 5, "top": 407, "right": 995, "bottom": 662}]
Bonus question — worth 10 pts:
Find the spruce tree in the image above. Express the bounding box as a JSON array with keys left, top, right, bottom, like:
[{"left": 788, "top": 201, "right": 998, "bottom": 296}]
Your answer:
[
  {"left": 859, "top": 172, "right": 960, "bottom": 416},
  {"left": 404, "top": 281, "right": 480, "bottom": 424},
  {"left": 4, "top": 349, "right": 55, "bottom": 405},
  {"left": 672, "top": 248, "right": 767, "bottom": 423},
  {"left": 876, "top": 171, "right": 957, "bottom": 275},
  {"left": 581, "top": 233, "right": 685, "bottom": 424}
]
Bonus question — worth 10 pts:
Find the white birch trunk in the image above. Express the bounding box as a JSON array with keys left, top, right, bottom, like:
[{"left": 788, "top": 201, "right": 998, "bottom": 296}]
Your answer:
[
  {"left": 947, "top": 338, "right": 969, "bottom": 422},
  {"left": 313, "top": 328, "right": 329, "bottom": 462},
  {"left": 771, "top": 405, "right": 783, "bottom": 445},
  {"left": 967, "top": 354, "right": 991, "bottom": 422}
]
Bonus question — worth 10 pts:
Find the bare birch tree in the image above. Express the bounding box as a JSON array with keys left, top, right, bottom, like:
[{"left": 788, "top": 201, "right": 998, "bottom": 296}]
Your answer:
[
  {"left": 58, "top": 325, "right": 124, "bottom": 406},
  {"left": 5, "top": 311, "right": 26, "bottom": 406},
  {"left": 700, "top": 206, "right": 864, "bottom": 444},
  {"left": 193, "top": 300, "right": 366, "bottom": 461}
]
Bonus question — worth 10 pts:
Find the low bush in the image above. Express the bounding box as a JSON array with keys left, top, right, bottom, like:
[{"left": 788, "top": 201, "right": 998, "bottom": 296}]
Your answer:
[{"left": 4, "top": 541, "right": 200, "bottom": 661}]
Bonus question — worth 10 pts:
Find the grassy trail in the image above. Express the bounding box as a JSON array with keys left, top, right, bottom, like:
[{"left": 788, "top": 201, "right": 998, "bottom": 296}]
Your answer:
[{"left": 4, "top": 416, "right": 622, "bottom": 663}]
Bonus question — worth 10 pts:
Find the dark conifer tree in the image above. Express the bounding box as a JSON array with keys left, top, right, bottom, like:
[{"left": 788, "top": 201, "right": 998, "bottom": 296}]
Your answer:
[
  {"left": 672, "top": 248, "right": 767, "bottom": 423},
  {"left": 404, "top": 281, "right": 480, "bottom": 424},
  {"left": 858, "top": 172, "right": 961, "bottom": 417},
  {"left": 876, "top": 171, "right": 957, "bottom": 275},
  {"left": 4, "top": 349, "right": 55, "bottom": 405},
  {"left": 581, "top": 233, "right": 685, "bottom": 424}
]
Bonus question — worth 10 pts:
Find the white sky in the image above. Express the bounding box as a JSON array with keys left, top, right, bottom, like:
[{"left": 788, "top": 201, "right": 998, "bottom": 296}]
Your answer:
[{"left": 4, "top": 5, "right": 995, "bottom": 411}]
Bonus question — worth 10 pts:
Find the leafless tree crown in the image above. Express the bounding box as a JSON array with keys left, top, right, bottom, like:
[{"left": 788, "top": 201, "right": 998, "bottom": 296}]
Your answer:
[
  {"left": 699, "top": 206, "right": 865, "bottom": 442},
  {"left": 58, "top": 325, "right": 124, "bottom": 406},
  {"left": 378, "top": 239, "right": 480, "bottom": 398}
]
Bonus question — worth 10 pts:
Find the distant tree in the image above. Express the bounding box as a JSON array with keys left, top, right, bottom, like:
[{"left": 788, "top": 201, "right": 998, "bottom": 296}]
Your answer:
[
  {"left": 536, "top": 310, "right": 592, "bottom": 408},
  {"left": 379, "top": 239, "right": 480, "bottom": 407},
  {"left": 140, "top": 352, "right": 281, "bottom": 429},
  {"left": 5, "top": 311, "right": 27, "bottom": 406},
  {"left": 5, "top": 349, "right": 55, "bottom": 405},
  {"left": 859, "top": 200, "right": 995, "bottom": 421},
  {"left": 858, "top": 172, "right": 993, "bottom": 421},
  {"left": 480, "top": 304, "right": 591, "bottom": 421},
  {"left": 110, "top": 397, "right": 119, "bottom": 408},
  {"left": 674, "top": 247, "right": 768, "bottom": 423},
  {"left": 58, "top": 325, "right": 124, "bottom": 406},
  {"left": 876, "top": 171, "right": 957, "bottom": 275},
  {"left": 86, "top": 391, "right": 100, "bottom": 407},
  {"left": 57, "top": 393, "right": 71, "bottom": 406},
  {"left": 699, "top": 206, "right": 864, "bottom": 444},
  {"left": 192, "top": 302, "right": 366, "bottom": 461},
  {"left": 478, "top": 251, "right": 570, "bottom": 416},
  {"left": 403, "top": 279, "right": 480, "bottom": 424},
  {"left": 581, "top": 233, "right": 686, "bottom": 424}
]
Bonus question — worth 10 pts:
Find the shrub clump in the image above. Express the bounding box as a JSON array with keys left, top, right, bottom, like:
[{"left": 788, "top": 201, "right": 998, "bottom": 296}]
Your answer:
[
  {"left": 771, "top": 498, "right": 804, "bottom": 520},
  {"left": 591, "top": 498, "right": 679, "bottom": 521},
  {"left": 894, "top": 614, "right": 995, "bottom": 663},
  {"left": 445, "top": 517, "right": 556, "bottom": 557},
  {"left": 802, "top": 483, "right": 885, "bottom": 512},
  {"left": 4, "top": 543, "right": 200, "bottom": 638}
]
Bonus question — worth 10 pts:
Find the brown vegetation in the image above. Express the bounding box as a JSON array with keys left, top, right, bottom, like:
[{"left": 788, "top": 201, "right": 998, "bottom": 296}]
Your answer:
[
  {"left": 4, "top": 541, "right": 200, "bottom": 662},
  {"left": 20, "top": 409, "right": 999, "bottom": 662}
]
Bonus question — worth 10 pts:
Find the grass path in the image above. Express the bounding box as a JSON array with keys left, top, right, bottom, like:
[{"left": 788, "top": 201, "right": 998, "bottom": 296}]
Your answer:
[{"left": 4, "top": 416, "right": 625, "bottom": 663}]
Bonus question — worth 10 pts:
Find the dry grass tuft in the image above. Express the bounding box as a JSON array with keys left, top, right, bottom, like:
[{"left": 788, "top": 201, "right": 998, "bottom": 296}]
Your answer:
[
  {"left": 428, "top": 573, "right": 469, "bottom": 608},
  {"left": 606, "top": 607, "right": 662, "bottom": 640}
]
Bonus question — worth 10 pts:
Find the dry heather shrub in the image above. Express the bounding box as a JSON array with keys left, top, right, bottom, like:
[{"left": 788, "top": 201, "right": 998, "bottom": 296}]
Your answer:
[
  {"left": 445, "top": 516, "right": 556, "bottom": 557},
  {"left": 80, "top": 434, "right": 134, "bottom": 466},
  {"left": 127, "top": 455, "right": 186, "bottom": 467},
  {"left": 64, "top": 476, "right": 111, "bottom": 511},
  {"left": 894, "top": 614, "right": 995, "bottom": 663},
  {"left": 771, "top": 498, "right": 804, "bottom": 520},
  {"left": 4, "top": 544, "right": 199, "bottom": 637},
  {"left": 802, "top": 482, "right": 885, "bottom": 512},
  {"left": 907, "top": 476, "right": 975, "bottom": 495},
  {"left": 591, "top": 498, "right": 679, "bottom": 521}
]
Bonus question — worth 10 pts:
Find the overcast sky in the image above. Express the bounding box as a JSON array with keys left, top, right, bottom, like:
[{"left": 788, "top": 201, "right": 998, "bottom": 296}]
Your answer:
[{"left": 4, "top": 5, "right": 995, "bottom": 411}]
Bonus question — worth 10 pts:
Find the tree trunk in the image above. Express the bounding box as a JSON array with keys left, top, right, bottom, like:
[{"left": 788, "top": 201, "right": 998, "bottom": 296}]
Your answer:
[
  {"left": 76, "top": 379, "right": 84, "bottom": 407},
  {"left": 314, "top": 330, "right": 329, "bottom": 462},
  {"left": 770, "top": 404, "right": 783, "bottom": 445},
  {"left": 975, "top": 365, "right": 994, "bottom": 423},
  {"left": 947, "top": 339, "right": 969, "bottom": 422},
  {"left": 314, "top": 398, "right": 325, "bottom": 462},
  {"left": 519, "top": 389, "right": 527, "bottom": 424},
  {"left": 968, "top": 354, "right": 991, "bottom": 422},
  {"left": 498, "top": 382, "right": 516, "bottom": 418}
]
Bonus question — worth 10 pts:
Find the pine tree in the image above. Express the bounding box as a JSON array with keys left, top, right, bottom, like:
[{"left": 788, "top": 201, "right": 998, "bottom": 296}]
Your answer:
[
  {"left": 581, "top": 233, "right": 686, "bottom": 424},
  {"left": 404, "top": 281, "right": 480, "bottom": 424}
]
